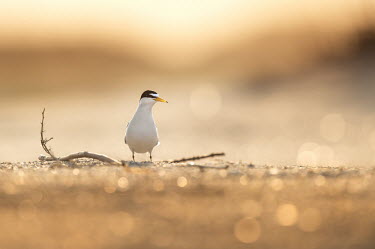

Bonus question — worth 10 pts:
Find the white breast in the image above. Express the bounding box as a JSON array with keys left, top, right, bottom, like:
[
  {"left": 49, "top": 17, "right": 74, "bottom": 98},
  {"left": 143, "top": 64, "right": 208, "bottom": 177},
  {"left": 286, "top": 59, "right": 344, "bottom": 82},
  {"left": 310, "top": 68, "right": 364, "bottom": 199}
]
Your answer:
[{"left": 125, "top": 101, "right": 159, "bottom": 153}]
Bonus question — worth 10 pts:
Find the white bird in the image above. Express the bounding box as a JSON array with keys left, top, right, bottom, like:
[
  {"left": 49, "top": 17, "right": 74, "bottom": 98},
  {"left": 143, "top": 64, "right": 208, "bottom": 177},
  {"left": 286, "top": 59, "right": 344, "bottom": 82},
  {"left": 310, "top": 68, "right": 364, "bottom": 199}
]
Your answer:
[{"left": 125, "top": 90, "right": 168, "bottom": 161}]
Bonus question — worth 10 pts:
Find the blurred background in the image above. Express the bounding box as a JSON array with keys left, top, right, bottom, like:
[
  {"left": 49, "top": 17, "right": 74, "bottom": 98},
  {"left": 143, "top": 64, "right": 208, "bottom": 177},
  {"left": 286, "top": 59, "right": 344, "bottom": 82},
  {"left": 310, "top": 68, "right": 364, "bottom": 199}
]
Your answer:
[{"left": 1, "top": 0, "right": 375, "bottom": 165}]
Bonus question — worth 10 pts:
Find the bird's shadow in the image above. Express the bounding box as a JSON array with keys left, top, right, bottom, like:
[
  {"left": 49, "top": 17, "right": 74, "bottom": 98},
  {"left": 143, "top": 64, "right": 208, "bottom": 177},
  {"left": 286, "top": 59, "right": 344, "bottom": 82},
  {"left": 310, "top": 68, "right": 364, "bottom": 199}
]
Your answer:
[{"left": 121, "top": 161, "right": 154, "bottom": 167}]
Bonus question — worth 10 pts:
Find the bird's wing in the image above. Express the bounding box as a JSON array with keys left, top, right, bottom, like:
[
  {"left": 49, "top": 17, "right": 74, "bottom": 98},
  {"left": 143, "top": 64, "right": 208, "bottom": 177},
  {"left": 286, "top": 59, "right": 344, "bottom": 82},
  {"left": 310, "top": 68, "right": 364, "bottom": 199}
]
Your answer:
[
  {"left": 125, "top": 122, "right": 129, "bottom": 144},
  {"left": 156, "top": 126, "right": 160, "bottom": 146}
]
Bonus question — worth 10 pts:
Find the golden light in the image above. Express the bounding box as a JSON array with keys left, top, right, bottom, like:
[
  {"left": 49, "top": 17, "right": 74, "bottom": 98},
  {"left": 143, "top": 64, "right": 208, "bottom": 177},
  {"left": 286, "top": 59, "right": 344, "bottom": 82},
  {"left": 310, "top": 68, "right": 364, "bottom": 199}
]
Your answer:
[
  {"left": 296, "top": 142, "right": 319, "bottom": 166},
  {"left": 0, "top": 0, "right": 365, "bottom": 69},
  {"left": 234, "top": 217, "right": 261, "bottom": 244},
  {"left": 297, "top": 150, "right": 316, "bottom": 167},
  {"left": 314, "top": 175, "right": 326, "bottom": 187},
  {"left": 0, "top": 1, "right": 270, "bottom": 41},
  {"left": 117, "top": 177, "right": 129, "bottom": 189},
  {"left": 296, "top": 142, "right": 335, "bottom": 166},
  {"left": 269, "top": 178, "right": 284, "bottom": 191},
  {"left": 269, "top": 168, "right": 279, "bottom": 175},
  {"left": 104, "top": 185, "right": 116, "bottom": 194},
  {"left": 177, "top": 176, "right": 188, "bottom": 188},
  {"left": 276, "top": 203, "right": 298, "bottom": 226},
  {"left": 72, "top": 168, "right": 80, "bottom": 176}
]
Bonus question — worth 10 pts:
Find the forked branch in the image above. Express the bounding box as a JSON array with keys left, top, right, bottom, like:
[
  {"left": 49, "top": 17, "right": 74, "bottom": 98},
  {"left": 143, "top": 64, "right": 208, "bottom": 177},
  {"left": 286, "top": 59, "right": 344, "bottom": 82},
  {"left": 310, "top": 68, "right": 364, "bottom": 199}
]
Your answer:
[
  {"left": 40, "top": 108, "right": 57, "bottom": 160},
  {"left": 39, "top": 108, "right": 120, "bottom": 164}
]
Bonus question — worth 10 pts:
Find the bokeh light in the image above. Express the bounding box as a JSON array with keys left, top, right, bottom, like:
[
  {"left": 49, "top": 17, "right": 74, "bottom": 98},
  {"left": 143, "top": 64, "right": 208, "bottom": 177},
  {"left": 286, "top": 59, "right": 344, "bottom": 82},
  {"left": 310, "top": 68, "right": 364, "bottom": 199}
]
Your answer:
[
  {"left": 234, "top": 217, "right": 261, "bottom": 244},
  {"left": 276, "top": 203, "right": 298, "bottom": 226},
  {"left": 269, "top": 178, "right": 284, "bottom": 191},
  {"left": 72, "top": 168, "right": 80, "bottom": 175},
  {"left": 314, "top": 175, "right": 326, "bottom": 187},
  {"left": 117, "top": 177, "right": 129, "bottom": 189},
  {"left": 297, "top": 143, "right": 319, "bottom": 166},
  {"left": 297, "top": 142, "right": 336, "bottom": 166},
  {"left": 104, "top": 185, "right": 116, "bottom": 194},
  {"left": 177, "top": 176, "right": 188, "bottom": 187}
]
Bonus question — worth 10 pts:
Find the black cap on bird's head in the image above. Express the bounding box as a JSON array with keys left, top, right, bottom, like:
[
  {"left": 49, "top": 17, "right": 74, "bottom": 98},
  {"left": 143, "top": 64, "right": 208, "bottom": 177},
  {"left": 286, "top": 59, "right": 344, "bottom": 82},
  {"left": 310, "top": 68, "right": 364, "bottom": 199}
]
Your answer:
[
  {"left": 140, "top": 90, "right": 168, "bottom": 103},
  {"left": 140, "top": 90, "right": 158, "bottom": 99}
]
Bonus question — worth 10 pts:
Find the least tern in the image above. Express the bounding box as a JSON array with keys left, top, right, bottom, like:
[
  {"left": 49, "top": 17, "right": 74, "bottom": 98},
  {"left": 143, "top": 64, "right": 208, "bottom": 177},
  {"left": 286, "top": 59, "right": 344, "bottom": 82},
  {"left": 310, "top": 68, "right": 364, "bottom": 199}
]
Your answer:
[{"left": 125, "top": 90, "right": 168, "bottom": 161}]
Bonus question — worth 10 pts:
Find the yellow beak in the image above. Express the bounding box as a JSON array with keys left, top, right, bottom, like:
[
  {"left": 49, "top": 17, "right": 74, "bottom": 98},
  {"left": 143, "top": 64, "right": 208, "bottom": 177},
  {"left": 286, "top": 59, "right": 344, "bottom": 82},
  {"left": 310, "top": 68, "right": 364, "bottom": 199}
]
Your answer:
[{"left": 154, "top": 97, "right": 168, "bottom": 103}]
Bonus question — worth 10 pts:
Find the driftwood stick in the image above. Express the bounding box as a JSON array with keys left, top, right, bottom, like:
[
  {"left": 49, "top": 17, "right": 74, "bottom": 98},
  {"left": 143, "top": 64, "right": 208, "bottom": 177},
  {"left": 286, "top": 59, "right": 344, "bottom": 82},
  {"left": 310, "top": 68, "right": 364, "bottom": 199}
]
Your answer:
[
  {"left": 39, "top": 152, "right": 121, "bottom": 165},
  {"left": 168, "top": 152, "right": 225, "bottom": 163},
  {"left": 39, "top": 108, "right": 120, "bottom": 165},
  {"left": 40, "top": 108, "right": 57, "bottom": 160}
]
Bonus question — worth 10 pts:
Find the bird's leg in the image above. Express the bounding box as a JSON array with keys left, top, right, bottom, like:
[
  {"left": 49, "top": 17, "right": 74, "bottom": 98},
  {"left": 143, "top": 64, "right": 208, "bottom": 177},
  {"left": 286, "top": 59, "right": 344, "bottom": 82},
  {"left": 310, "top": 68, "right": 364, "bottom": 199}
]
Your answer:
[
  {"left": 149, "top": 152, "right": 152, "bottom": 162},
  {"left": 132, "top": 152, "right": 135, "bottom": 162}
]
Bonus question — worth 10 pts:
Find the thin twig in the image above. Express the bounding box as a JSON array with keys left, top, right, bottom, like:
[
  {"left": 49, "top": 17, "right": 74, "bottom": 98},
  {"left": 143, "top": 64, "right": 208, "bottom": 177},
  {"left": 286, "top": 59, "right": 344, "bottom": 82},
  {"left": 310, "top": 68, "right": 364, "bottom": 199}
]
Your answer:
[
  {"left": 167, "top": 152, "right": 225, "bottom": 163},
  {"left": 40, "top": 108, "right": 56, "bottom": 159}
]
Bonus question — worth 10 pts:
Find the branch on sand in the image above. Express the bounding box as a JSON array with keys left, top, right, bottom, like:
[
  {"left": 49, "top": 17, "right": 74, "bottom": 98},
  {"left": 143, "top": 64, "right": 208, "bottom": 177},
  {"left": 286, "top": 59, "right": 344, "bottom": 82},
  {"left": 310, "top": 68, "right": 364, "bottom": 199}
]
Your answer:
[
  {"left": 39, "top": 152, "right": 121, "bottom": 164},
  {"left": 40, "top": 108, "right": 57, "bottom": 160},
  {"left": 167, "top": 153, "right": 225, "bottom": 163},
  {"left": 39, "top": 108, "right": 225, "bottom": 167},
  {"left": 39, "top": 108, "right": 121, "bottom": 165}
]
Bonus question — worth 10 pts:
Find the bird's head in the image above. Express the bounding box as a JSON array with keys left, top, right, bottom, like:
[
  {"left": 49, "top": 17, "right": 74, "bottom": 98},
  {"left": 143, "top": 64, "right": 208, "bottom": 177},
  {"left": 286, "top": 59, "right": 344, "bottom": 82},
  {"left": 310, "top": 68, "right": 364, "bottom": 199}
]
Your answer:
[{"left": 139, "top": 90, "right": 168, "bottom": 105}]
